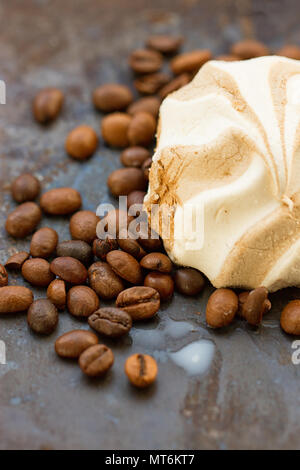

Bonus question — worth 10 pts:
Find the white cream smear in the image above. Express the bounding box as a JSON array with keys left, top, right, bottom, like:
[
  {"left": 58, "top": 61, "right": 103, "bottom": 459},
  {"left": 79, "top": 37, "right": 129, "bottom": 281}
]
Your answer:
[{"left": 169, "top": 340, "right": 215, "bottom": 376}]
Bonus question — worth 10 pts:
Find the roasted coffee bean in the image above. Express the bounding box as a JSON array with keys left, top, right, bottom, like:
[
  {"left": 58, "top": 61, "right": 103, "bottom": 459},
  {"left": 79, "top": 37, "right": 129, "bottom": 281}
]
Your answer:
[
  {"left": 11, "top": 174, "right": 40, "bottom": 203},
  {"left": 92, "top": 237, "right": 117, "bottom": 261},
  {"left": 134, "top": 72, "right": 170, "bottom": 95},
  {"left": 30, "top": 227, "right": 58, "bottom": 258},
  {"left": 6, "top": 202, "right": 42, "bottom": 238},
  {"left": 99, "top": 209, "right": 134, "bottom": 238},
  {"left": 215, "top": 54, "right": 238, "bottom": 61},
  {"left": 50, "top": 257, "right": 88, "bottom": 285},
  {"left": 280, "top": 300, "right": 300, "bottom": 335},
  {"left": 27, "top": 299, "right": 58, "bottom": 335},
  {"left": 40, "top": 188, "right": 82, "bottom": 215},
  {"left": 0, "top": 286, "right": 33, "bottom": 313},
  {"left": 146, "top": 34, "right": 183, "bottom": 54},
  {"left": 93, "top": 84, "right": 133, "bottom": 112},
  {"left": 125, "top": 353, "right": 158, "bottom": 388},
  {"left": 127, "top": 190, "right": 146, "bottom": 213},
  {"left": 5, "top": 251, "right": 29, "bottom": 270},
  {"left": 0, "top": 264, "right": 8, "bottom": 287},
  {"left": 116, "top": 286, "right": 160, "bottom": 320},
  {"left": 171, "top": 49, "right": 212, "bottom": 75},
  {"left": 128, "top": 112, "right": 156, "bottom": 147},
  {"left": 117, "top": 234, "right": 146, "bottom": 260},
  {"left": 47, "top": 279, "right": 66, "bottom": 311},
  {"left": 129, "top": 49, "right": 163, "bottom": 74},
  {"left": 137, "top": 223, "right": 162, "bottom": 252},
  {"left": 140, "top": 252, "right": 172, "bottom": 273},
  {"left": 206, "top": 288, "right": 238, "bottom": 328},
  {"left": 238, "top": 287, "right": 271, "bottom": 326},
  {"left": 89, "top": 261, "right": 124, "bottom": 299},
  {"left": 67, "top": 286, "right": 99, "bottom": 318},
  {"left": 127, "top": 96, "right": 161, "bottom": 118},
  {"left": 144, "top": 272, "right": 174, "bottom": 301},
  {"left": 230, "top": 39, "right": 269, "bottom": 59},
  {"left": 88, "top": 307, "right": 132, "bottom": 338},
  {"left": 79, "top": 344, "right": 114, "bottom": 377},
  {"left": 101, "top": 112, "right": 131, "bottom": 148},
  {"left": 174, "top": 268, "right": 205, "bottom": 296},
  {"left": 276, "top": 44, "right": 300, "bottom": 60},
  {"left": 65, "top": 125, "right": 98, "bottom": 161},
  {"left": 120, "top": 147, "right": 150, "bottom": 168},
  {"left": 22, "top": 258, "right": 55, "bottom": 287},
  {"left": 55, "top": 330, "right": 99, "bottom": 358},
  {"left": 142, "top": 157, "right": 152, "bottom": 180},
  {"left": 159, "top": 73, "right": 190, "bottom": 99},
  {"left": 107, "top": 168, "right": 146, "bottom": 197},
  {"left": 107, "top": 250, "right": 143, "bottom": 285},
  {"left": 33, "top": 88, "right": 64, "bottom": 124},
  {"left": 69, "top": 210, "right": 100, "bottom": 244},
  {"left": 56, "top": 240, "right": 93, "bottom": 266}
]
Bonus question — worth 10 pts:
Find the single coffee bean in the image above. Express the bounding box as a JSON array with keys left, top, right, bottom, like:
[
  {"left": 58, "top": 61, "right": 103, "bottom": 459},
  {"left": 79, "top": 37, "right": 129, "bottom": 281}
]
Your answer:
[
  {"left": 93, "top": 84, "right": 133, "bottom": 112},
  {"left": 11, "top": 173, "right": 40, "bottom": 203},
  {"left": 33, "top": 87, "right": 64, "bottom": 124},
  {"left": 30, "top": 227, "right": 58, "bottom": 258},
  {"left": 101, "top": 112, "right": 132, "bottom": 148},
  {"left": 127, "top": 112, "right": 156, "bottom": 147},
  {"left": 99, "top": 209, "right": 134, "bottom": 238},
  {"left": 79, "top": 344, "right": 114, "bottom": 377},
  {"left": 280, "top": 300, "right": 300, "bottom": 335},
  {"left": 174, "top": 268, "right": 205, "bottom": 296},
  {"left": 22, "top": 258, "right": 55, "bottom": 287},
  {"left": 88, "top": 307, "right": 132, "bottom": 338},
  {"left": 56, "top": 240, "right": 93, "bottom": 266},
  {"left": 144, "top": 272, "right": 174, "bottom": 301},
  {"left": 69, "top": 210, "right": 100, "bottom": 244},
  {"left": 117, "top": 234, "right": 146, "bottom": 260},
  {"left": 140, "top": 252, "right": 172, "bottom": 273},
  {"left": 67, "top": 285, "right": 99, "bottom": 318},
  {"left": 127, "top": 190, "right": 146, "bottom": 214},
  {"left": 107, "top": 168, "right": 146, "bottom": 197},
  {"left": 47, "top": 279, "right": 67, "bottom": 311},
  {"left": 206, "top": 288, "right": 238, "bottom": 328},
  {"left": 125, "top": 353, "right": 158, "bottom": 388},
  {"left": 137, "top": 223, "right": 162, "bottom": 252},
  {"left": 93, "top": 238, "right": 118, "bottom": 260},
  {"left": 129, "top": 49, "right": 163, "bottom": 74},
  {"left": 6, "top": 202, "right": 42, "bottom": 238},
  {"left": 159, "top": 73, "right": 190, "bottom": 99},
  {"left": 276, "top": 44, "right": 300, "bottom": 60},
  {"left": 55, "top": 330, "right": 99, "bottom": 358},
  {"left": 127, "top": 96, "right": 161, "bottom": 118},
  {"left": 0, "top": 286, "right": 33, "bottom": 313},
  {"left": 0, "top": 264, "right": 8, "bottom": 287},
  {"left": 5, "top": 251, "right": 29, "bottom": 270},
  {"left": 40, "top": 187, "right": 82, "bottom": 215},
  {"left": 120, "top": 147, "right": 150, "bottom": 168},
  {"left": 146, "top": 34, "right": 183, "bottom": 54},
  {"left": 88, "top": 261, "right": 124, "bottom": 300},
  {"left": 65, "top": 125, "right": 98, "bottom": 161},
  {"left": 238, "top": 287, "right": 271, "bottom": 326},
  {"left": 134, "top": 72, "right": 170, "bottom": 95},
  {"left": 215, "top": 54, "right": 238, "bottom": 61},
  {"left": 27, "top": 299, "right": 58, "bottom": 335},
  {"left": 171, "top": 49, "right": 212, "bottom": 75},
  {"left": 107, "top": 250, "right": 143, "bottom": 285},
  {"left": 142, "top": 157, "right": 152, "bottom": 180},
  {"left": 116, "top": 286, "right": 160, "bottom": 320},
  {"left": 230, "top": 39, "right": 269, "bottom": 59},
  {"left": 50, "top": 257, "right": 88, "bottom": 285}
]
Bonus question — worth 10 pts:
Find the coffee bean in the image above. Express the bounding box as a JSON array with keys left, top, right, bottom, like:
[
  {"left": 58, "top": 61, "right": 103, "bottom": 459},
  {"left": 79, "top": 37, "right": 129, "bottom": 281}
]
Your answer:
[
  {"left": 101, "top": 112, "right": 132, "bottom": 148},
  {"left": 142, "top": 157, "right": 152, "bottom": 181},
  {"left": 47, "top": 279, "right": 66, "bottom": 311},
  {"left": 171, "top": 49, "right": 212, "bottom": 75},
  {"left": 55, "top": 330, "right": 99, "bottom": 358},
  {"left": 6, "top": 202, "right": 42, "bottom": 238},
  {"left": 134, "top": 73, "right": 170, "bottom": 95},
  {"left": 99, "top": 209, "right": 134, "bottom": 238},
  {"left": 117, "top": 234, "right": 146, "bottom": 260},
  {"left": 280, "top": 300, "right": 300, "bottom": 335},
  {"left": 88, "top": 261, "right": 124, "bottom": 300},
  {"left": 11, "top": 174, "right": 41, "bottom": 203},
  {"left": 127, "top": 190, "right": 146, "bottom": 213},
  {"left": 33, "top": 88, "right": 64, "bottom": 124},
  {"left": 125, "top": 353, "right": 158, "bottom": 388},
  {"left": 140, "top": 252, "right": 172, "bottom": 273},
  {"left": 116, "top": 286, "right": 160, "bottom": 320},
  {"left": 79, "top": 344, "right": 114, "bottom": 377},
  {"left": 56, "top": 240, "right": 93, "bottom": 266},
  {"left": 174, "top": 268, "right": 205, "bottom": 296},
  {"left": 40, "top": 188, "right": 82, "bottom": 215},
  {"left": 127, "top": 112, "right": 156, "bottom": 147},
  {"left": 22, "top": 258, "right": 54, "bottom": 287},
  {"left": 5, "top": 251, "right": 29, "bottom": 270},
  {"left": 0, "top": 264, "right": 8, "bottom": 287},
  {"left": 206, "top": 288, "right": 238, "bottom": 328},
  {"left": 129, "top": 49, "right": 163, "bottom": 74},
  {"left": 88, "top": 307, "right": 132, "bottom": 338},
  {"left": 276, "top": 44, "right": 300, "bottom": 60},
  {"left": 0, "top": 286, "right": 33, "bottom": 313},
  {"left": 127, "top": 96, "right": 161, "bottom": 118},
  {"left": 146, "top": 35, "right": 183, "bottom": 54},
  {"left": 69, "top": 210, "right": 100, "bottom": 244},
  {"left": 65, "top": 125, "right": 98, "bottom": 161},
  {"left": 67, "top": 286, "right": 99, "bottom": 318},
  {"left": 107, "top": 168, "right": 146, "bottom": 197},
  {"left": 144, "top": 272, "right": 174, "bottom": 301},
  {"left": 30, "top": 227, "right": 58, "bottom": 258},
  {"left": 27, "top": 299, "right": 58, "bottom": 335},
  {"left": 137, "top": 223, "right": 162, "bottom": 252},
  {"left": 93, "top": 238, "right": 118, "bottom": 261},
  {"left": 215, "top": 54, "right": 238, "bottom": 61},
  {"left": 93, "top": 84, "right": 133, "bottom": 112},
  {"left": 107, "top": 250, "right": 143, "bottom": 285},
  {"left": 120, "top": 147, "right": 150, "bottom": 168},
  {"left": 50, "top": 257, "right": 88, "bottom": 285},
  {"left": 159, "top": 73, "right": 190, "bottom": 99},
  {"left": 238, "top": 287, "right": 270, "bottom": 326},
  {"left": 230, "top": 40, "right": 269, "bottom": 59}
]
